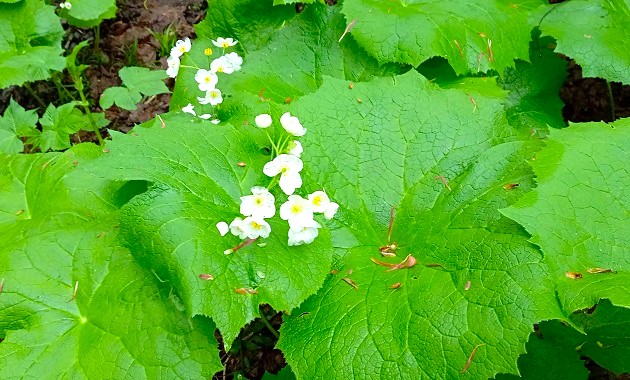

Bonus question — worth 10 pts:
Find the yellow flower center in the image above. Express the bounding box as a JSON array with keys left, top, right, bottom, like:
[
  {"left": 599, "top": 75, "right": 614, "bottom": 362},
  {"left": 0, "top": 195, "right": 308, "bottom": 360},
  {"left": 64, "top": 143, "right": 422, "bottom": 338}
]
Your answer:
[
  {"left": 222, "top": 42, "right": 230, "bottom": 48},
  {"left": 204, "top": 77, "right": 211, "bottom": 83},
  {"left": 217, "top": 66, "right": 224, "bottom": 73},
  {"left": 255, "top": 197, "right": 263, "bottom": 205},
  {"left": 312, "top": 196, "right": 322, "bottom": 206},
  {"left": 291, "top": 205, "right": 302, "bottom": 214},
  {"left": 204, "top": 48, "right": 213, "bottom": 56},
  {"left": 251, "top": 221, "right": 262, "bottom": 230},
  {"left": 179, "top": 46, "right": 186, "bottom": 53}
]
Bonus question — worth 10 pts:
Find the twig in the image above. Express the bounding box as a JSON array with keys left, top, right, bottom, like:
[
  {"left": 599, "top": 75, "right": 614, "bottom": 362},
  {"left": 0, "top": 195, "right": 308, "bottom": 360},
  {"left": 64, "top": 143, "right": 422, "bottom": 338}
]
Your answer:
[{"left": 461, "top": 344, "right": 485, "bottom": 373}]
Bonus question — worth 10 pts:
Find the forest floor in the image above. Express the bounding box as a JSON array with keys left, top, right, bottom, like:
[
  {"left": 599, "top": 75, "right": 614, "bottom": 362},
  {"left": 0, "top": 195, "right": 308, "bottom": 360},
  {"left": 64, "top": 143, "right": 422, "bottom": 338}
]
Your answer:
[{"left": 0, "top": 1, "right": 629, "bottom": 379}]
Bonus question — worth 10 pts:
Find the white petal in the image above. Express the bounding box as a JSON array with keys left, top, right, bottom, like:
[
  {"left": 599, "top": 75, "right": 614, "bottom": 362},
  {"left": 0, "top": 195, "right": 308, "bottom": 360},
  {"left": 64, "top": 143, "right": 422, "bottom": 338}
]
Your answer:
[
  {"left": 216, "top": 222, "right": 229, "bottom": 236},
  {"left": 324, "top": 202, "right": 339, "bottom": 219},
  {"left": 263, "top": 160, "right": 280, "bottom": 177},
  {"left": 255, "top": 114, "right": 272, "bottom": 128},
  {"left": 182, "top": 103, "right": 196, "bottom": 116},
  {"left": 198, "top": 114, "right": 212, "bottom": 120},
  {"left": 288, "top": 140, "right": 303, "bottom": 157},
  {"left": 308, "top": 190, "right": 331, "bottom": 213},
  {"left": 279, "top": 171, "right": 302, "bottom": 195},
  {"left": 280, "top": 112, "right": 307, "bottom": 137}
]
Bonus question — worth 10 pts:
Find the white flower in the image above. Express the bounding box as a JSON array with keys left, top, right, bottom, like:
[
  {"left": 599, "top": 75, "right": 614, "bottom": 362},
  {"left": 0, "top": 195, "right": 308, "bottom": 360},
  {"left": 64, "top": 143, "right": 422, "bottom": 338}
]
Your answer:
[
  {"left": 288, "top": 219, "right": 321, "bottom": 246},
  {"left": 263, "top": 154, "right": 303, "bottom": 195},
  {"left": 199, "top": 114, "right": 212, "bottom": 120},
  {"left": 198, "top": 88, "right": 223, "bottom": 106},
  {"left": 280, "top": 195, "right": 314, "bottom": 229},
  {"left": 255, "top": 114, "right": 272, "bottom": 128},
  {"left": 211, "top": 119, "right": 220, "bottom": 124},
  {"left": 229, "top": 217, "right": 248, "bottom": 239},
  {"left": 166, "top": 56, "right": 180, "bottom": 78},
  {"left": 182, "top": 103, "right": 196, "bottom": 116},
  {"left": 240, "top": 186, "right": 275, "bottom": 219},
  {"left": 287, "top": 140, "right": 302, "bottom": 157},
  {"left": 216, "top": 222, "right": 229, "bottom": 236},
  {"left": 195, "top": 69, "right": 218, "bottom": 91},
  {"left": 242, "top": 216, "right": 271, "bottom": 239},
  {"left": 59, "top": 1, "right": 72, "bottom": 10},
  {"left": 212, "top": 37, "right": 238, "bottom": 48},
  {"left": 324, "top": 202, "right": 339, "bottom": 219},
  {"left": 170, "top": 38, "right": 191, "bottom": 58},
  {"left": 211, "top": 56, "right": 235, "bottom": 74},
  {"left": 224, "top": 52, "right": 243, "bottom": 71},
  {"left": 280, "top": 112, "right": 306, "bottom": 136}
]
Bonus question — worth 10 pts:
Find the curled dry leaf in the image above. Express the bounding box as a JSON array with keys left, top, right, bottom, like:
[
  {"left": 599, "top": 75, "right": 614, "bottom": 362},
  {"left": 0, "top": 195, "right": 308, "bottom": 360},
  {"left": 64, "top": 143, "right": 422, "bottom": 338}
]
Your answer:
[
  {"left": 199, "top": 273, "right": 215, "bottom": 280},
  {"left": 234, "top": 287, "right": 258, "bottom": 295},
  {"left": 587, "top": 267, "right": 614, "bottom": 274},
  {"left": 342, "top": 277, "right": 358, "bottom": 290},
  {"left": 565, "top": 272, "right": 583, "bottom": 279}
]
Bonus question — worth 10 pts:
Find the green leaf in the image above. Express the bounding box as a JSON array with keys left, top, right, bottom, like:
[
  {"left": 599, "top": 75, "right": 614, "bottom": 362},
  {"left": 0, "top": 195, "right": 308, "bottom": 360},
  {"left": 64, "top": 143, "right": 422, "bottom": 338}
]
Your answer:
[
  {"left": 0, "top": 148, "right": 222, "bottom": 378},
  {"left": 0, "top": 99, "right": 39, "bottom": 154},
  {"left": 502, "top": 120, "right": 630, "bottom": 314},
  {"left": 100, "top": 86, "right": 142, "bottom": 110},
  {"left": 101, "top": 67, "right": 169, "bottom": 111},
  {"left": 196, "top": 0, "right": 295, "bottom": 52},
  {"left": 498, "top": 32, "right": 567, "bottom": 132},
  {"left": 496, "top": 320, "right": 589, "bottom": 380},
  {"left": 571, "top": 300, "right": 630, "bottom": 374},
  {"left": 62, "top": 0, "right": 117, "bottom": 28},
  {"left": 0, "top": 0, "right": 65, "bottom": 88},
  {"left": 119, "top": 66, "right": 169, "bottom": 96},
  {"left": 278, "top": 71, "right": 565, "bottom": 378},
  {"left": 173, "top": 2, "right": 408, "bottom": 124},
  {"left": 340, "top": 0, "right": 547, "bottom": 74},
  {"left": 38, "top": 103, "right": 89, "bottom": 152},
  {"left": 538, "top": 0, "right": 630, "bottom": 83},
  {"left": 83, "top": 113, "right": 334, "bottom": 347}
]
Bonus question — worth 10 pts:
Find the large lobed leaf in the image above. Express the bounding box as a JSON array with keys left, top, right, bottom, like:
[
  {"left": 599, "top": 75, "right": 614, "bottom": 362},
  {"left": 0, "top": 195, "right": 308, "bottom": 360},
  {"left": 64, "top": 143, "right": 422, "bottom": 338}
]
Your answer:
[
  {"left": 538, "top": 0, "right": 630, "bottom": 84},
  {"left": 277, "top": 71, "right": 566, "bottom": 379},
  {"left": 0, "top": 147, "right": 222, "bottom": 378},
  {"left": 172, "top": 1, "right": 407, "bottom": 125},
  {"left": 340, "top": 0, "right": 547, "bottom": 74},
  {"left": 502, "top": 119, "right": 630, "bottom": 315},
  {"left": 83, "top": 114, "right": 334, "bottom": 347},
  {"left": 61, "top": 0, "right": 117, "bottom": 28},
  {"left": 0, "top": 0, "right": 65, "bottom": 88}
]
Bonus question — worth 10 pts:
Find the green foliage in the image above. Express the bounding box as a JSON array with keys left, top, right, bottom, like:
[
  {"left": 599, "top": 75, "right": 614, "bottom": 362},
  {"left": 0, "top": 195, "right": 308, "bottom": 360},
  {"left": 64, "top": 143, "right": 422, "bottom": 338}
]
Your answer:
[
  {"left": 0, "top": 147, "right": 223, "bottom": 378},
  {"left": 277, "top": 71, "right": 566, "bottom": 379},
  {"left": 3, "top": 0, "right": 630, "bottom": 378},
  {"left": 100, "top": 67, "right": 169, "bottom": 110},
  {"left": 502, "top": 119, "right": 630, "bottom": 313},
  {"left": 173, "top": 1, "right": 407, "bottom": 124},
  {"left": 148, "top": 23, "right": 179, "bottom": 58},
  {"left": 0, "top": 99, "right": 39, "bottom": 154},
  {"left": 340, "top": 0, "right": 547, "bottom": 74},
  {"left": 59, "top": 0, "right": 117, "bottom": 28},
  {"left": 538, "top": 0, "right": 630, "bottom": 83},
  {"left": 0, "top": 0, "right": 65, "bottom": 88},
  {"left": 82, "top": 114, "right": 334, "bottom": 347}
]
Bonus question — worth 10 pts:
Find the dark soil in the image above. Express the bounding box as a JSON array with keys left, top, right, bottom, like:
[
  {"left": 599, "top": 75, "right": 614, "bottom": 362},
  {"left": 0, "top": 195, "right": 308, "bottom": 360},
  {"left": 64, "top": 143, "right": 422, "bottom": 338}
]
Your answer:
[{"left": 0, "top": 1, "right": 629, "bottom": 379}]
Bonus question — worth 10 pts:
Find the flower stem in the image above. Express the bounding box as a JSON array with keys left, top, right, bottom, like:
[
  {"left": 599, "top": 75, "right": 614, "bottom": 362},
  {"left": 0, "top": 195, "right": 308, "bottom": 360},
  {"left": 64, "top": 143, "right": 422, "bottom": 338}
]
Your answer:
[
  {"left": 78, "top": 87, "right": 104, "bottom": 146},
  {"left": 259, "top": 306, "right": 279, "bottom": 339}
]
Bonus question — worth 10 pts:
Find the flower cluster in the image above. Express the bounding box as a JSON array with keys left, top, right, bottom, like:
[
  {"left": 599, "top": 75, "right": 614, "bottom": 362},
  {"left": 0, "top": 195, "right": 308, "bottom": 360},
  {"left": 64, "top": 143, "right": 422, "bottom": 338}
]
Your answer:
[
  {"left": 165, "top": 36, "right": 242, "bottom": 123},
  {"left": 59, "top": 1, "right": 72, "bottom": 9},
  {"left": 217, "top": 113, "right": 338, "bottom": 248}
]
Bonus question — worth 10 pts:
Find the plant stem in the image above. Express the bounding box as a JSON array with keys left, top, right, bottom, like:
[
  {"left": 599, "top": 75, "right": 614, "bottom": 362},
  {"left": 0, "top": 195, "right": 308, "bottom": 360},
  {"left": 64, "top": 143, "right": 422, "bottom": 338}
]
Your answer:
[
  {"left": 78, "top": 88, "right": 104, "bottom": 145},
  {"left": 93, "top": 25, "right": 101, "bottom": 50},
  {"left": 606, "top": 80, "right": 616, "bottom": 122},
  {"left": 258, "top": 307, "right": 279, "bottom": 339},
  {"left": 23, "top": 83, "right": 47, "bottom": 109}
]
